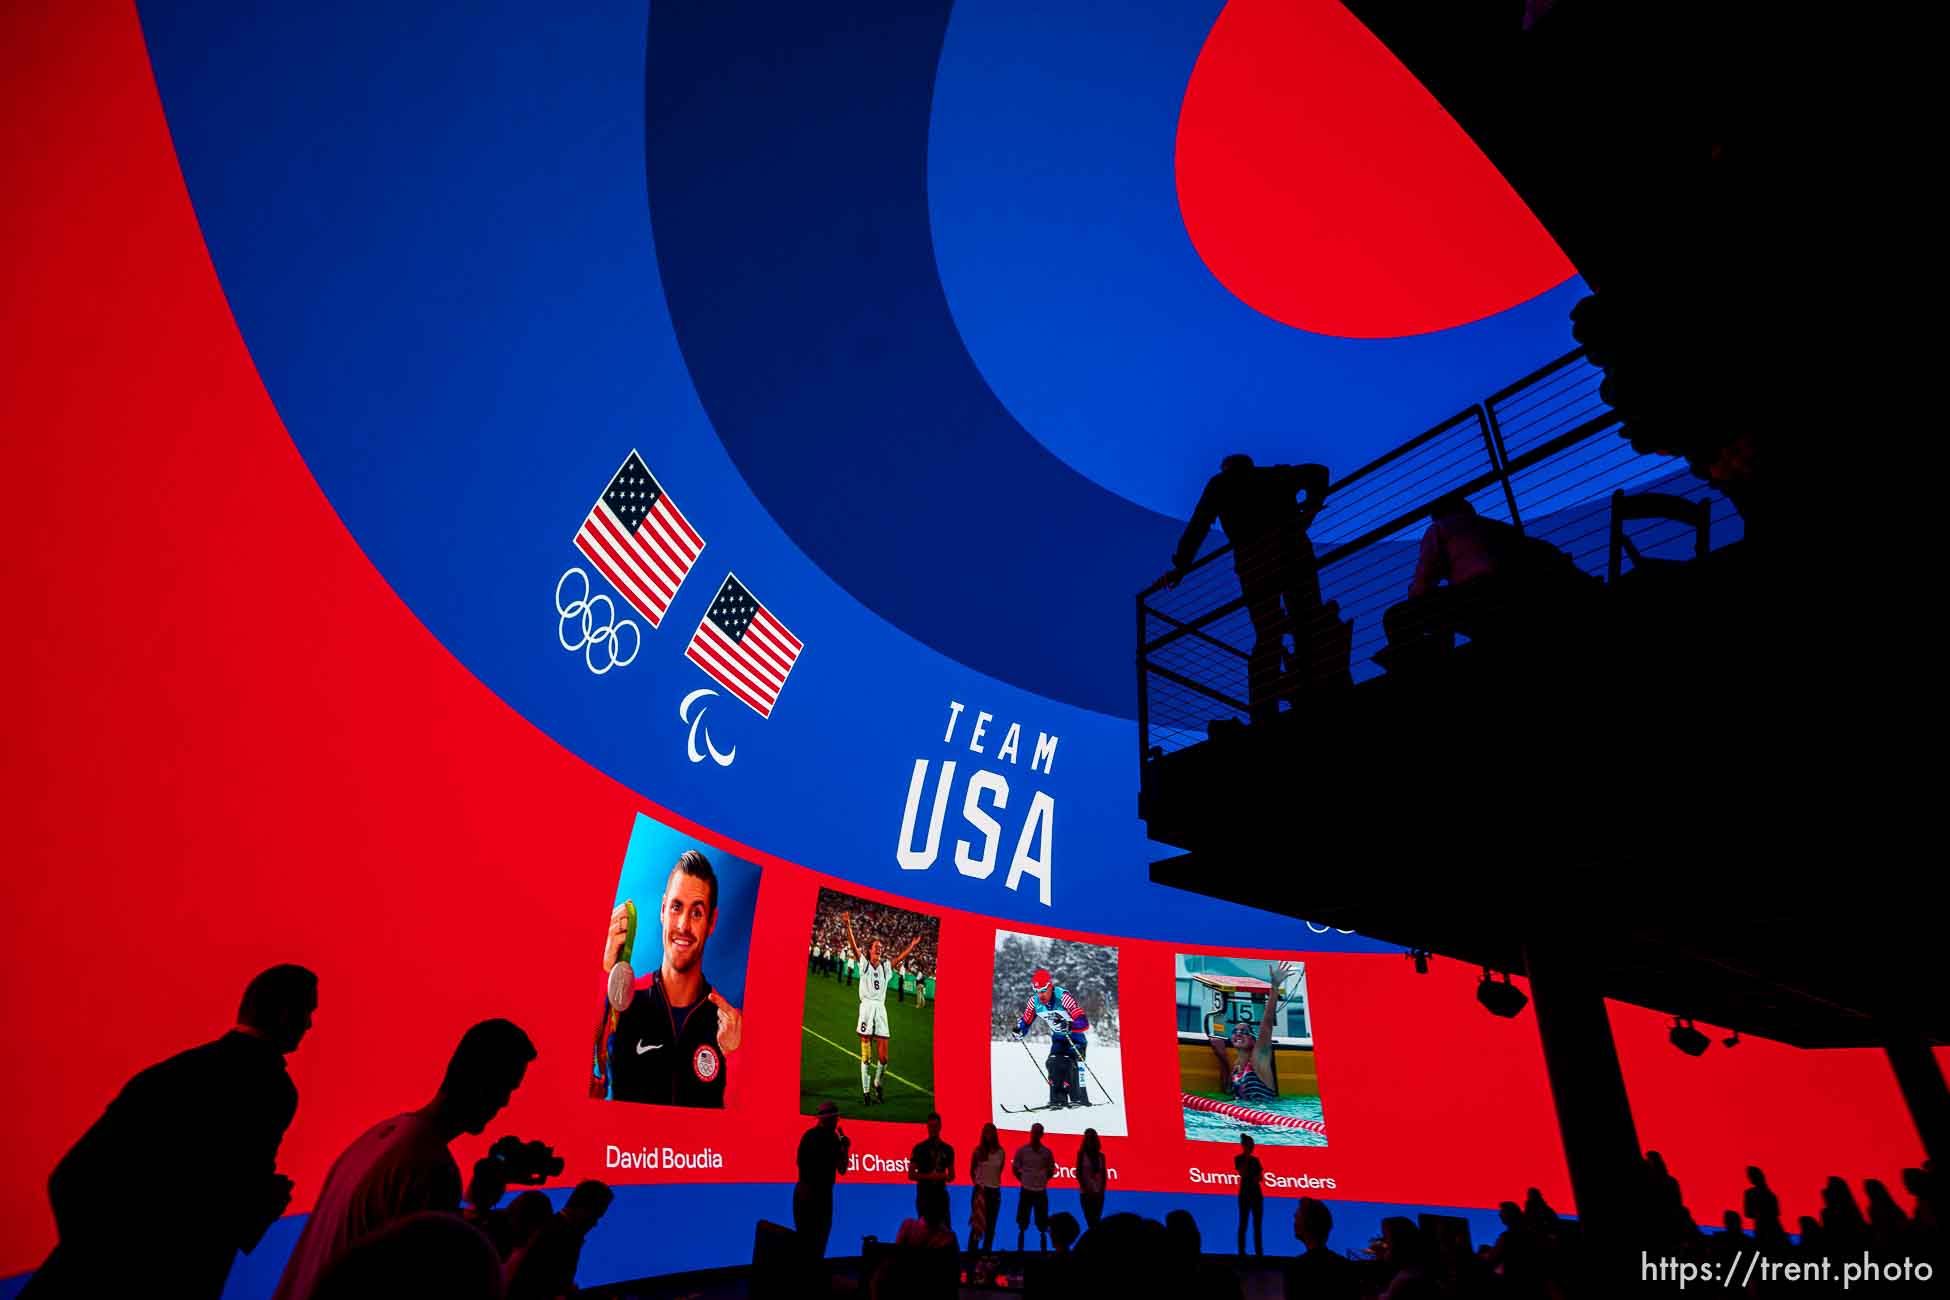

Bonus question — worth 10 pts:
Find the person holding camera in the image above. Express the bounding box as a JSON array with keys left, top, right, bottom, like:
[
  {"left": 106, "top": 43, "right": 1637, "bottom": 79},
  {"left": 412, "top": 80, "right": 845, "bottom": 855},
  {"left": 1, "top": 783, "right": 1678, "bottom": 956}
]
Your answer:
[
  {"left": 271, "top": 1018, "right": 537, "bottom": 1300},
  {"left": 462, "top": 1139, "right": 568, "bottom": 1260}
]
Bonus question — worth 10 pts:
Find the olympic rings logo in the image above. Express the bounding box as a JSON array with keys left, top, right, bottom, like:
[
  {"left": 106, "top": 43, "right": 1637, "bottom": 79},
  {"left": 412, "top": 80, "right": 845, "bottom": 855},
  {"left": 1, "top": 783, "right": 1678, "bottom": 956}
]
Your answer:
[{"left": 556, "top": 567, "right": 641, "bottom": 675}]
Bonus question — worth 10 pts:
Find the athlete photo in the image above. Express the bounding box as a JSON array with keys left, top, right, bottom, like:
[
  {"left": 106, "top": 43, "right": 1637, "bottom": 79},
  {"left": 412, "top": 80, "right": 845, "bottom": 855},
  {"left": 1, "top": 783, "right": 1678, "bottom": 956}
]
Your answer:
[
  {"left": 990, "top": 930, "right": 1127, "bottom": 1136},
  {"left": 799, "top": 888, "right": 939, "bottom": 1122},
  {"left": 589, "top": 813, "right": 760, "bottom": 1109},
  {"left": 1176, "top": 953, "right": 1328, "bottom": 1146}
]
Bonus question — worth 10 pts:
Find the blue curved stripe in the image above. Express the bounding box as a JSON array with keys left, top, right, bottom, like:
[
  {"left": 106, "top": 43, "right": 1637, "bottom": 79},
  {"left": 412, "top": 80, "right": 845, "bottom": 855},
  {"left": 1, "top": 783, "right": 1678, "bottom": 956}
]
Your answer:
[
  {"left": 135, "top": 0, "right": 1401, "bottom": 942},
  {"left": 644, "top": 2, "right": 1185, "bottom": 716},
  {"left": 927, "top": 0, "right": 1588, "bottom": 521}
]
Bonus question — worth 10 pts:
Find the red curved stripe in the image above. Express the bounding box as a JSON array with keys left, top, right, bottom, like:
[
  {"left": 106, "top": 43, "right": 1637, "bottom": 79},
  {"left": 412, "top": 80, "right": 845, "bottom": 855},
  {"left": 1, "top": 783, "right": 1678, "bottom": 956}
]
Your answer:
[{"left": 1175, "top": 0, "right": 1575, "bottom": 338}]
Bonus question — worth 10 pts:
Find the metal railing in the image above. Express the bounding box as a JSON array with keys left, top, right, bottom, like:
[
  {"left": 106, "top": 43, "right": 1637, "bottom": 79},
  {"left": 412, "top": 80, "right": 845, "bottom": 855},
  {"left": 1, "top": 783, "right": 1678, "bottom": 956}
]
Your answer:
[{"left": 1137, "top": 348, "right": 1744, "bottom": 761}]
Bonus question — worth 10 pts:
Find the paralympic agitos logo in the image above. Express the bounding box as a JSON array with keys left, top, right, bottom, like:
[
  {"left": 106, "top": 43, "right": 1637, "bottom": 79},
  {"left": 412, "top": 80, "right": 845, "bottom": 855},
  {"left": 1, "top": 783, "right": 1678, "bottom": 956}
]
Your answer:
[{"left": 895, "top": 700, "right": 1057, "bottom": 906}]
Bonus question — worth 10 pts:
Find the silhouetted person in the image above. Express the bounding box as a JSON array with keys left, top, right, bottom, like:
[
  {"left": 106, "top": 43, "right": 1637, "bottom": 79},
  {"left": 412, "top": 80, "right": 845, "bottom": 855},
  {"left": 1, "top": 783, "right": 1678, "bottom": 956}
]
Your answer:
[
  {"left": 1168, "top": 454, "right": 1335, "bottom": 721},
  {"left": 504, "top": 1180, "right": 614, "bottom": 1300},
  {"left": 272, "top": 1018, "right": 536, "bottom": 1300},
  {"left": 1820, "top": 1175, "right": 1869, "bottom": 1251},
  {"left": 909, "top": 1111, "right": 954, "bottom": 1229},
  {"left": 1485, "top": 1201, "right": 1544, "bottom": 1298},
  {"left": 893, "top": 1214, "right": 957, "bottom": 1247},
  {"left": 1076, "top": 1128, "right": 1108, "bottom": 1228},
  {"left": 1521, "top": 1186, "right": 1560, "bottom": 1236},
  {"left": 1285, "top": 1196, "right": 1359, "bottom": 1300},
  {"left": 1166, "top": 1208, "right": 1244, "bottom": 1300},
  {"left": 1381, "top": 491, "right": 1586, "bottom": 662},
  {"left": 462, "top": 1157, "right": 514, "bottom": 1257},
  {"left": 1381, "top": 1275, "right": 1444, "bottom": 1300},
  {"left": 1027, "top": 1211, "right": 1085, "bottom": 1296},
  {"left": 793, "top": 1101, "right": 850, "bottom": 1259},
  {"left": 1378, "top": 1217, "right": 1434, "bottom": 1299},
  {"left": 1863, "top": 1178, "right": 1909, "bottom": 1245},
  {"left": 1902, "top": 1166, "right": 1940, "bottom": 1234},
  {"left": 968, "top": 1122, "right": 1004, "bottom": 1253},
  {"left": 309, "top": 1212, "right": 504, "bottom": 1300},
  {"left": 1076, "top": 1214, "right": 1177, "bottom": 1295},
  {"left": 1743, "top": 1166, "right": 1786, "bottom": 1248},
  {"left": 1235, "top": 1134, "right": 1265, "bottom": 1256},
  {"left": 1709, "top": 1211, "right": 1745, "bottom": 1272},
  {"left": 1165, "top": 1207, "right": 1202, "bottom": 1258},
  {"left": 1641, "top": 1151, "right": 1684, "bottom": 1235},
  {"left": 503, "top": 1190, "right": 554, "bottom": 1261},
  {"left": 1012, "top": 1123, "right": 1056, "bottom": 1250},
  {"left": 1427, "top": 1216, "right": 1488, "bottom": 1297},
  {"left": 26, "top": 963, "right": 318, "bottom": 1299},
  {"left": 871, "top": 1216, "right": 956, "bottom": 1300}
]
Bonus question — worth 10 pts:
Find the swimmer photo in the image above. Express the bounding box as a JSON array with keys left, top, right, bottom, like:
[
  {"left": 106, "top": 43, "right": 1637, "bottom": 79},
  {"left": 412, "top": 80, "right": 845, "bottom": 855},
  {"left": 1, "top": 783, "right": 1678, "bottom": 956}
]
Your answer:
[{"left": 1175, "top": 953, "right": 1327, "bottom": 1147}]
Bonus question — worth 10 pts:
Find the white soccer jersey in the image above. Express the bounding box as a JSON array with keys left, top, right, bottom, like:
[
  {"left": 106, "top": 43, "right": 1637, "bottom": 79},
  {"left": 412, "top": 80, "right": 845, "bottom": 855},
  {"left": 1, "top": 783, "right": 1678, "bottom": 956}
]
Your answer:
[{"left": 858, "top": 959, "right": 893, "bottom": 1005}]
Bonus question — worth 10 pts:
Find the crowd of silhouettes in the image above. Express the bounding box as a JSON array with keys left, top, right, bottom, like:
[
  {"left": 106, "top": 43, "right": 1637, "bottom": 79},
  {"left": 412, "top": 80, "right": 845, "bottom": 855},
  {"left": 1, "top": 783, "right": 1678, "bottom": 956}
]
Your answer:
[
  {"left": 24, "top": 966, "right": 611, "bottom": 1300},
  {"left": 786, "top": 1106, "right": 1943, "bottom": 1298},
  {"left": 1305, "top": 1156, "right": 1947, "bottom": 1299},
  {"left": 24, "top": 965, "right": 1942, "bottom": 1297}
]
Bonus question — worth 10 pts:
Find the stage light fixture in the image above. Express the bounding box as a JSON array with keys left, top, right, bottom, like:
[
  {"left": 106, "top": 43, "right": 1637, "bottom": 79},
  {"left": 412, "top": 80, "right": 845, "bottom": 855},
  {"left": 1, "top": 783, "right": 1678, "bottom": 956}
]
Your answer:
[
  {"left": 1476, "top": 968, "right": 1528, "bottom": 1018},
  {"left": 1668, "top": 1018, "right": 1711, "bottom": 1056},
  {"left": 1405, "top": 948, "right": 1430, "bottom": 975}
]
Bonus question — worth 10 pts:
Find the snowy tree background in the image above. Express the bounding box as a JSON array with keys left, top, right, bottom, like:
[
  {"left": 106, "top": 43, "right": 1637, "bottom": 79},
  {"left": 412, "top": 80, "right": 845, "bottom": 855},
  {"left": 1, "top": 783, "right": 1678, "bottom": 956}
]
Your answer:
[{"left": 990, "top": 930, "right": 1120, "bottom": 1043}]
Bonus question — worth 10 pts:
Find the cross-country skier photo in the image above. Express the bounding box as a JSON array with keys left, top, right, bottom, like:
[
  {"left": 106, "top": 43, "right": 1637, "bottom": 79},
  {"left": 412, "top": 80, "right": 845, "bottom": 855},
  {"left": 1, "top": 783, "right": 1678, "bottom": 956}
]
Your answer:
[{"left": 990, "top": 930, "right": 1126, "bottom": 1136}]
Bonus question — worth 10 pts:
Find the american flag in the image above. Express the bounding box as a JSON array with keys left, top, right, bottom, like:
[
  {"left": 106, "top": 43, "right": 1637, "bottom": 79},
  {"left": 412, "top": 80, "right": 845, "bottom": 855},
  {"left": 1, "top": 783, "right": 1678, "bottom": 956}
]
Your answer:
[
  {"left": 573, "top": 451, "right": 703, "bottom": 627},
  {"left": 686, "top": 574, "right": 803, "bottom": 718}
]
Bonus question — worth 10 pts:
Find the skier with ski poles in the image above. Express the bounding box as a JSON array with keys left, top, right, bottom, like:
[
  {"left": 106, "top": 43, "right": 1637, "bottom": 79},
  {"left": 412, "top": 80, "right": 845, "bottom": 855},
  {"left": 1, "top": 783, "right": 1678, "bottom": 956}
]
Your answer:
[{"left": 1013, "top": 969, "right": 1093, "bottom": 1110}]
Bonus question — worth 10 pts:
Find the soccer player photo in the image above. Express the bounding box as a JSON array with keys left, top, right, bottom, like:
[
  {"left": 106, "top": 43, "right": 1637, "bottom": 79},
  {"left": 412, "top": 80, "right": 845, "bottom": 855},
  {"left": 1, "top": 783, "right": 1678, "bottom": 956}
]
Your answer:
[
  {"left": 990, "top": 930, "right": 1126, "bottom": 1136},
  {"left": 1176, "top": 953, "right": 1327, "bottom": 1146},
  {"left": 588, "top": 812, "right": 760, "bottom": 1109},
  {"left": 799, "top": 887, "right": 940, "bottom": 1122}
]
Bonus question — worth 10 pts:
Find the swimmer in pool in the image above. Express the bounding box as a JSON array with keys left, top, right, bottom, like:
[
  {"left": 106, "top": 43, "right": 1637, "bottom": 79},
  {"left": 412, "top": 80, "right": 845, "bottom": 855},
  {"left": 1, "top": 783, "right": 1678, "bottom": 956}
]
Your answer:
[{"left": 1204, "top": 961, "right": 1297, "bottom": 1102}]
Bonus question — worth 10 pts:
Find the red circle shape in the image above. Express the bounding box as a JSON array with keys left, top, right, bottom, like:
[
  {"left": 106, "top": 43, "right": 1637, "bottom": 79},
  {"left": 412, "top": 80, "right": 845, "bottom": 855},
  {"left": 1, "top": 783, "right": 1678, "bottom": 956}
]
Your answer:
[{"left": 1176, "top": 0, "right": 1575, "bottom": 339}]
